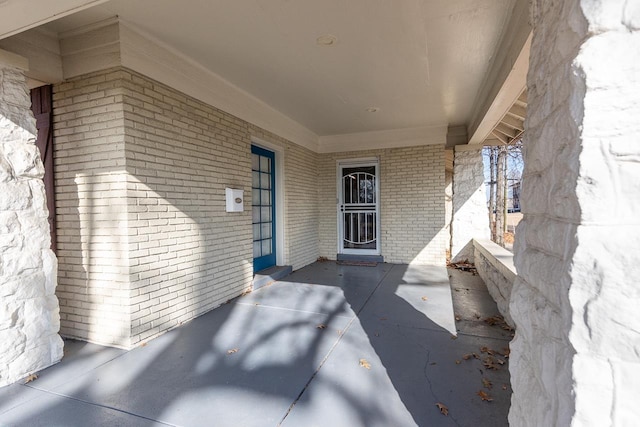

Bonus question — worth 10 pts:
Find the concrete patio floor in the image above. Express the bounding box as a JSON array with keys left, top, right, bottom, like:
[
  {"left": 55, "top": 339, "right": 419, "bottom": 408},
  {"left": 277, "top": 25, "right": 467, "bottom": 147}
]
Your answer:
[{"left": 0, "top": 262, "right": 513, "bottom": 427}]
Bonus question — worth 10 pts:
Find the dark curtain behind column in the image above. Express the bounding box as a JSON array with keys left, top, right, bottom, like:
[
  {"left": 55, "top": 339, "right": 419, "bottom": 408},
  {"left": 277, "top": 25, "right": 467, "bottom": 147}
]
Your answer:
[{"left": 30, "top": 85, "right": 57, "bottom": 254}]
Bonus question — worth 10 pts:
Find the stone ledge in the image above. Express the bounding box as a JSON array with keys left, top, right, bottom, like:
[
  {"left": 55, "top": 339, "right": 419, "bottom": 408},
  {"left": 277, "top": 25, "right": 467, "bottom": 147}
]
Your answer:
[
  {"left": 473, "top": 239, "right": 517, "bottom": 281},
  {"left": 473, "top": 238, "right": 516, "bottom": 327}
]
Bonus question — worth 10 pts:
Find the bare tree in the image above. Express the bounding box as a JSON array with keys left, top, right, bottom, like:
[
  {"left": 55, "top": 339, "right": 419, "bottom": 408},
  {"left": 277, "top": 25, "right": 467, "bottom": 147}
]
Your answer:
[{"left": 485, "top": 140, "right": 523, "bottom": 246}]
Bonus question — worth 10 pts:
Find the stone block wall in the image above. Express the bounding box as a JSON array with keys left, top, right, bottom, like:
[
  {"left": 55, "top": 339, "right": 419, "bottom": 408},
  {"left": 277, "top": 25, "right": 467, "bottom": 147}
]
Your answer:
[
  {"left": 472, "top": 239, "right": 515, "bottom": 327},
  {"left": 53, "top": 67, "right": 320, "bottom": 347},
  {"left": 0, "top": 62, "right": 63, "bottom": 386},
  {"left": 318, "top": 145, "right": 447, "bottom": 265},
  {"left": 510, "top": 1, "right": 640, "bottom": 425},
  {"left": 451, "top": 146, "right": 489, "bottom": 262}
]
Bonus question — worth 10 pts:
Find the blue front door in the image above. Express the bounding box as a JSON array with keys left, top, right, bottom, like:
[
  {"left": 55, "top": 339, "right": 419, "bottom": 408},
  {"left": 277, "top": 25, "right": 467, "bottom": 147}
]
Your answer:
[{"left": 251, "top": 145, "right": 276, "bottom": 272}]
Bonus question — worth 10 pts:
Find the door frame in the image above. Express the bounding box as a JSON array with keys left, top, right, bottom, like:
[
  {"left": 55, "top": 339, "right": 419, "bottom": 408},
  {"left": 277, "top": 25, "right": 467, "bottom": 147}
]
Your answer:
[
  {"left": 336, "top": 157, "right": 381, "bottom": 256},
  {"left": 251, "top": 137, "right": 285, "bottom": 267}
]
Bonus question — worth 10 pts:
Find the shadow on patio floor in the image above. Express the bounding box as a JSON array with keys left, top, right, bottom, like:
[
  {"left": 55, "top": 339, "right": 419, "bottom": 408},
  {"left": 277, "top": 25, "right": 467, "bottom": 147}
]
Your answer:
[{"left": 0, "top": 262, "right": 512, "bottom": 427}]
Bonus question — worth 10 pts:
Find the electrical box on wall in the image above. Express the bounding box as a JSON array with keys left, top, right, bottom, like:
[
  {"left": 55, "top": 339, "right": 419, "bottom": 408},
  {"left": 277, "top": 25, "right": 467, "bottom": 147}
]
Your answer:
[{"left": 225, "top": 188, "right": 244, "bottom": 212}]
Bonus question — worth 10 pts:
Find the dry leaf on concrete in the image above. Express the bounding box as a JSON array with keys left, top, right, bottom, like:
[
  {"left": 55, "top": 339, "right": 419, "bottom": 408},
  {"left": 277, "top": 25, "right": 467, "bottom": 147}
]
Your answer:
[
  {"left": 482, "top": 378, "right": 493, "bottom": 389},
  {"left": 477, "top": 390, "right": 494, "bottom": 401},
  {"left": 24, "top": 373, "right": 38, "bottom": 384},
  {"left": 227, "top": 348, "right": 239, "bottom": 355},
  {"left": 435, "top": 402, "right": 449, "bottom": 415},
  {"left": 316, "top": 324, "right": 327, "bottom": 329},
  {"left": 502, "top": 347, "right": 511, "bottom": 358},
  {"left": 483, "top": 356, "right": 499, "bottom": 370},
  {"left": 421, "top": 296, "right": 429, "bottom": 301},
  {"left": 480, "top": 346, "right": 494, "bottom": 355},
  {"left": 359, "top": 358, "right": 371, "bottom": 369}
]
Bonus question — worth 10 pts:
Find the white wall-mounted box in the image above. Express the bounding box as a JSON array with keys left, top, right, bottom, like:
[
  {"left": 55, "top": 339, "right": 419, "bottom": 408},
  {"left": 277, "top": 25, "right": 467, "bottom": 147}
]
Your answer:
[{"left": 225, "top": 188, "right": 244, "bottom": 212}]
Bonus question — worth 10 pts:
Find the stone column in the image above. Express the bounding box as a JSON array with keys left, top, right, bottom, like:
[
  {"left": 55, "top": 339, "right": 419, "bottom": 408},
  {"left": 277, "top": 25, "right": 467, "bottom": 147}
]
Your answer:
[
  {"left": 510, "top": 1, "right": 640, "bottom": 425},
  {"left": 451, "top": 145, "right": 489, "bottom": 262},
  {"left": 0, "top": 50, "right": 63, "bottom": 387}
]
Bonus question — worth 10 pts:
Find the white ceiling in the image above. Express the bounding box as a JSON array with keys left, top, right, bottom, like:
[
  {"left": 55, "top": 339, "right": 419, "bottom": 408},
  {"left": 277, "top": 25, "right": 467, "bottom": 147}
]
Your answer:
[{"left": 41, "top": 0, "right": 516, "bottom": 137}]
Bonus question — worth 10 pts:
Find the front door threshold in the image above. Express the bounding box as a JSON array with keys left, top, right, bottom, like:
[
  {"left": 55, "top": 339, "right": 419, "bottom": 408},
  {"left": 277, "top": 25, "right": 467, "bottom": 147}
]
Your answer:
[
  {"left": 253, "top": 265, "right": 292, "bottom": 290},
  {"left": 336, "top": 254, "right": 384, "bottom": 263}
]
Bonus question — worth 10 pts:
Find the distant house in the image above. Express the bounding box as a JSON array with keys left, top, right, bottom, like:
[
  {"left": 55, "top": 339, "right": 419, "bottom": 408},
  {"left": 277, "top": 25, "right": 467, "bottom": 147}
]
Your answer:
[{"left": 508, "top": 181, "right": 521, "bottom": 212}]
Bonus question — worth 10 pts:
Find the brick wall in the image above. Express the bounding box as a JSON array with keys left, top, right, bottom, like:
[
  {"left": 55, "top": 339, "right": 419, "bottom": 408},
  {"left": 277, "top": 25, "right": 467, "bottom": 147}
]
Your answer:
[
  {"left": 53, "top": 69, "right": 132, "bottom": 347},
  {"left": 319, "top": 145, "right": 447, "bottom": 265},
  {"left": 53, "top": 67, "right": 319, "bottom": 347}
]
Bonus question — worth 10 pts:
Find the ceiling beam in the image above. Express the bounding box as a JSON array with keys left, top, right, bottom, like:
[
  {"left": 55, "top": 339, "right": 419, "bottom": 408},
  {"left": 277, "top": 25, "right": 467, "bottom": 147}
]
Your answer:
[{"left": 500, "top": 114, "right": 525, "bottom": 131}]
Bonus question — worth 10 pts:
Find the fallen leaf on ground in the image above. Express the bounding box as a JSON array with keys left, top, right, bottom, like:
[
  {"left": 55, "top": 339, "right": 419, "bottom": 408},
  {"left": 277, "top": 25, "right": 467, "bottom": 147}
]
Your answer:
[
  {"left": 502, "top": 384, "right": 508, "bottom": 390},
  {"left": 455, "top": 360, "right": 461, "bottom": 364},
  {"left": 450, "top": 335, "right": 458, "bottom": 340},
  {"left": 502, "top": 347, "right": 511, "bottom": 358},
  {"left": 227, "top": 348, "right": 239, "bottom": 355},
  {"left": 455, "top": 316, "right": 461, "bottom": 321},
  {"left": 484, "top": 315, "right": 503, "bottom": 326},
  {"left": 477, "top": 390, "right": 493, "bottom": 401},
  {"left": 359, "top": 358, "right": 371, "bottom": 369},
  {"left": 480, "top": 346, "right": 495, "bottom": 355},
  {"left": 483, "top": 356, "right": 499, "bottom": 370},
  {"left": 421, "top": 296, "right": 429, "bottom": 301},
  {"left": 435, "top": 402, "right": 449, "bottom": 415},
  {"left": 473, "top": 353, "right": 480, "bottom": 360},
  {"left": 140, "top": 342, "right": 147, "bottom": 347},
  {"left": 496, "top": 358, "right": 506, "bottom": 365},
  {"left": 316, "top": 323, "right": 327, "bottom": 329},
  {"left": 24, "top": 374, "right": 38, "bottom": 384},
  {"left": 462, "top": 354, "right": 472, "bottom": 360},
  {"left": 482, "top": 378, "right": 493, "bottom": 389}
]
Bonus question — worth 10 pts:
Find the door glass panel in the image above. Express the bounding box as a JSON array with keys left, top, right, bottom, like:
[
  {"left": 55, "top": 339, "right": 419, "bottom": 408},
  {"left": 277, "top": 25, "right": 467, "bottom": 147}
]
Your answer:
[
  {"left": 261, "top": 223, "right": 272, "bottom": 239},
  {"left": 260, "top": 156, "right": 271, "bottom": 173},
  {"left": 252, "top": 206, "right": 260, "bottom": 223},
  {"left": 252, "top": 154, "right": 260, "bottom": 171},
  {"left": 261, "top": 173, "right": 271, "bottom": 189},
  {"left": 253, "top": 241, "right": 261, "bottom": 258},
  {"left": 252, "top": 189, "right": 260, "bottom": 205},
  {"left": 261, "top": 190, "right": 271, "bottom": 206},
  {"left": 261, "top": 239, "right": 272, "bottom": 255},
  {"left": 261, "top": 207, "right": 271, "bottom": 222},
  {"left": 252, "top": 171, "right": 261, "bottom": 188}
]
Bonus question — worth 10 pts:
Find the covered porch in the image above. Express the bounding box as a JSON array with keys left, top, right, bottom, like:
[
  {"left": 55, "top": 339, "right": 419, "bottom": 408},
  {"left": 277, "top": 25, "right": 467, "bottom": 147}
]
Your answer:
[
  {"left": 1, "top": 0, "right": 638, "bottom": 425},
  {"left": 0, "top": 262, "right": 512, "bottom": 426}
]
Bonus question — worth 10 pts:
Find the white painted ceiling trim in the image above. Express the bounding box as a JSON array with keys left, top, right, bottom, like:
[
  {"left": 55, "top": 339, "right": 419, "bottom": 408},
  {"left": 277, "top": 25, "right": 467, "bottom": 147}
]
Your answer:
[
  {"left": 468, "top": 33, "right": 531, "bottom": 145},
  {"left": 0, "top": 0, "right": 109, "bottom": 40},
  {"left": 318, "top": 125, "right": 447, "bottom": 153},
  {"left": 0, "top": 48, "right": 28, "bottom": 70},
  {"left": 118, "top": 21, "right": 320, "bottom": 153}
]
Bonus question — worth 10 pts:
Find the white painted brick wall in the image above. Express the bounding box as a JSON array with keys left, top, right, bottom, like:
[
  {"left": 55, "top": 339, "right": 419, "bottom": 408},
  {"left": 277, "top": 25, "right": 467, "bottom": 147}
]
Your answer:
[
  {"left": 319, "top": 145, "right": 447, "bottom": 265},
  {"left": 54, "top": 67, "right": 320, "bottom": 347},
  {"left": 53, "top": 68, "right": 132, "bottom": 348},
  {"left": 510, "top": 1, "right": 640, "bottom": 425}
]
